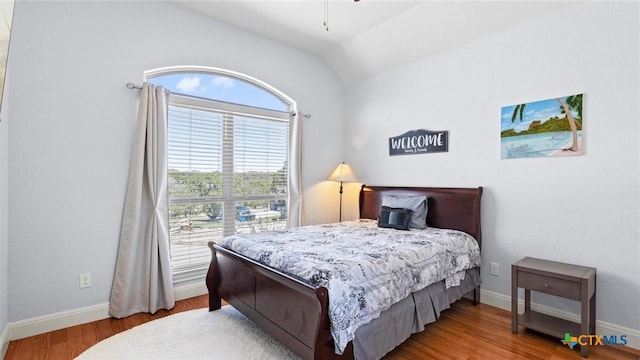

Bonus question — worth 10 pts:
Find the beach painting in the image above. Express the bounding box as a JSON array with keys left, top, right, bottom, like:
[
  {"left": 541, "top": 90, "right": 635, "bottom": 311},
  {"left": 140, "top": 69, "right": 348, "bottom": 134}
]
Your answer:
[{"left": 501, "top": 93, "right": 583, "bottom": 159}]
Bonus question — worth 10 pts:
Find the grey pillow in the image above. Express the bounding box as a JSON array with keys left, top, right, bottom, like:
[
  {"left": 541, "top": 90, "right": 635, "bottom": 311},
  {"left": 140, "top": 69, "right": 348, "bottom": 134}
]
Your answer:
[
  {"left": 378, "top": 206, "right": 412, "bottom": 230},
  {"left": 381, "top": 194, "right": 428, "bottom": 229}
]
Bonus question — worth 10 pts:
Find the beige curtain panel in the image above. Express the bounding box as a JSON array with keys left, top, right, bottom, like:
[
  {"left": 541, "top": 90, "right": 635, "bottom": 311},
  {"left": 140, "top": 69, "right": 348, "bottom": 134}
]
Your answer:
[
  {"left": 109, "top": 83, "right": 175, "bottom": 318},
  {"left": 288, "top": 111, "right": 303, "bottom": 227}
]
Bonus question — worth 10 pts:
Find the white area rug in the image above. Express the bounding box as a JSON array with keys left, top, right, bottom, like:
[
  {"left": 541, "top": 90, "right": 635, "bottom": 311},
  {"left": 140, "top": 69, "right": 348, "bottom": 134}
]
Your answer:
[{"left": 75, "top": 306, "right": 300, "bottom": 360}]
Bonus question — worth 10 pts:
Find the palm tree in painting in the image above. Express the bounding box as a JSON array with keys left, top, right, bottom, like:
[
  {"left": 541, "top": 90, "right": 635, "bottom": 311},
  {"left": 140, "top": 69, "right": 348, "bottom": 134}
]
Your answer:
[
  {"left": 556, "top": 94, "right": 582, "bottom": 152},
  {"left": 510, "top": 94, "right": 582, "bottom": 152},
  {"left": 510, "top": 103, "right": 526, "bottom": 123}
]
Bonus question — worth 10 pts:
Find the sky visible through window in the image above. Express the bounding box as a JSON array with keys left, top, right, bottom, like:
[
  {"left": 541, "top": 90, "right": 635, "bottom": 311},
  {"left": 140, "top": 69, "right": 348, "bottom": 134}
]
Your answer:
[
  {"left": 151, "top": 72, "right": 289, "bottom": 173},
  {"left": 149, "top": 73, "right": 288, "bottom": 112}
]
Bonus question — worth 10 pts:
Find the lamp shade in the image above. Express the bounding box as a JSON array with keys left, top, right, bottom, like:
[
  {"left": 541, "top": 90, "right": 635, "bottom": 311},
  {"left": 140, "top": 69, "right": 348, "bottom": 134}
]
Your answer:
[{"left": 328, "top": 162, "right": 357, "bottom": 182}]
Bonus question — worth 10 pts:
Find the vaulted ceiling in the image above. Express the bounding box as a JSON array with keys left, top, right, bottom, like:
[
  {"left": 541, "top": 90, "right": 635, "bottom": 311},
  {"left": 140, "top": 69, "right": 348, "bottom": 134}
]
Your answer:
[{"left": 169, "top": 1, "right": 584, "bottom": 83}]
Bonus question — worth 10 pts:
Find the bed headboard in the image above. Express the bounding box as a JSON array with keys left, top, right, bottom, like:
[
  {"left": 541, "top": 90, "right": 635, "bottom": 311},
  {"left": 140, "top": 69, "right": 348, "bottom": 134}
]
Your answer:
[{"left": 359, "top": 185, "right": 483, "bottom": 247}]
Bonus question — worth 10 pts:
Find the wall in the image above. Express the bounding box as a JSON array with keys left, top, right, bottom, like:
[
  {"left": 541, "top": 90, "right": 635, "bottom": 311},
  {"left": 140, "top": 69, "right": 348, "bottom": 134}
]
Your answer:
[
  {"left": 6, "top": 0, "right": 344, "bottom": 322},
  {"left": 345, "top": 1, "right": 639, "bottom": 332}
]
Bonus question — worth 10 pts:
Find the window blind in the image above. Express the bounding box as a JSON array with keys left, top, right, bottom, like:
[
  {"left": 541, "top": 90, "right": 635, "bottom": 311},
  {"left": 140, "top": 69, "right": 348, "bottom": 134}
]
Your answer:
[{"left": 167, "top": 97, "right": 290, "bottom": 284}]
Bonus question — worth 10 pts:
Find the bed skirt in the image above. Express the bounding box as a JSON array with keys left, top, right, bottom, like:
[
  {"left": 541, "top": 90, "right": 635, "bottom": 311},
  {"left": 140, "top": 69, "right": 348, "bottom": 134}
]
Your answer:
[{"left": 352, "top": 267, "right": 481, "bottom": 360}]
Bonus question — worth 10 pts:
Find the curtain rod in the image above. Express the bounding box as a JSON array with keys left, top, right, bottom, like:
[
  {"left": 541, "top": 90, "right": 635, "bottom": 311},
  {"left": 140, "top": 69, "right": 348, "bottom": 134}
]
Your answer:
[
  {"left": 126, "top": 82, "right": 143, "bottom": 90},
  {"left": 125, "top": 82, "right": 310, "bottom": 118}
]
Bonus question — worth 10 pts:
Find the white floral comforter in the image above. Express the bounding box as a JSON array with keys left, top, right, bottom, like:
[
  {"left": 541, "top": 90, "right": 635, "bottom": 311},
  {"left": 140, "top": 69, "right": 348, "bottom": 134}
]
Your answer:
[{"left": 218, "top": 219, "right": 481, "bottom": 355}]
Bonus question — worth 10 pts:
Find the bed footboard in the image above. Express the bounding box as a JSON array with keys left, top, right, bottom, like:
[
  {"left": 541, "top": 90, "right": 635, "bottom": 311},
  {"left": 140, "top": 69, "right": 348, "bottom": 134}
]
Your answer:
[{"left": 206, "top": 242, "right": 352, "bottom": 360}]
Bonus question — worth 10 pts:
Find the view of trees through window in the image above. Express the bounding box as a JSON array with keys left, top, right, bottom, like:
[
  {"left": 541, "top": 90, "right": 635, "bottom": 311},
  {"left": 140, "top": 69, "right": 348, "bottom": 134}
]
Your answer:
[{"left": 148, "top": 68, "right": 292, "bottom": 283}]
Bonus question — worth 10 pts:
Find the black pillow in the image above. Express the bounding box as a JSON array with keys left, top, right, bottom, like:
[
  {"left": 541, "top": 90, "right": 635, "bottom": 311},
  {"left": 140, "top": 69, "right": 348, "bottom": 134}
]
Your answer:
[{"left": 378, "top": 206, "right": 413, "bottom": 230}]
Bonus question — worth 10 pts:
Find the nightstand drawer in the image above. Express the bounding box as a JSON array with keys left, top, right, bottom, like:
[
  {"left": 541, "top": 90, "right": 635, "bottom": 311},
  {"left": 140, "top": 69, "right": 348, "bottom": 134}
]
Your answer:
[{"left": 517, "top": 271, "right": 581, "bottom": 301}]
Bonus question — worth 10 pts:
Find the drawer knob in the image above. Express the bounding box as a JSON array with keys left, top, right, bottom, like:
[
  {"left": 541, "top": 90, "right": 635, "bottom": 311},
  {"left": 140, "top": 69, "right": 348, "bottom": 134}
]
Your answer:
[{"left": 544, "top": 283, "right": 550, "bottom": 288}]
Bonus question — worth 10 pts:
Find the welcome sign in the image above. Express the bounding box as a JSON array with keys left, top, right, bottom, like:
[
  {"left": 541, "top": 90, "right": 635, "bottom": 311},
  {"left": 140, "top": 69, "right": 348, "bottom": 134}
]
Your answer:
[{"left": 389, "top": 129, "right": 449, "bottom": 156}]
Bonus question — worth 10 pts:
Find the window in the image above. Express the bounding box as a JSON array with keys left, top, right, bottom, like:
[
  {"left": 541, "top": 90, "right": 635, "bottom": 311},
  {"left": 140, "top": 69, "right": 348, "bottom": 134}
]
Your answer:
[{"left": 148, "top": 68, "right": 294, "bottom": 284}]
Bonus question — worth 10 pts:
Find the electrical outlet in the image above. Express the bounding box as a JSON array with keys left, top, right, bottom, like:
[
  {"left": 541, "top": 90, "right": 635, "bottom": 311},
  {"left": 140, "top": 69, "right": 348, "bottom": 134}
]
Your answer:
[
  {"left": 490, "top": 262, "right": 499, "bottom": 276},
  {"left": 79, "top": 273, "right": 92, "bottom": 289}
]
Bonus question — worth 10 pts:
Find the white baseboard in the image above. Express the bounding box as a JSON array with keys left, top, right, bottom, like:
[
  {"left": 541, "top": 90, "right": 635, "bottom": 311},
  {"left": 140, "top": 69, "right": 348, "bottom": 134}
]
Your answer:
[
  {"left": 175, "top": 282, "right": 208, "bottom": 302},
  {"left": 480, "top": 288, "right": 640, "bottom": 350},
  {"left": 9, "top": 301, "right": 111, "bottom": 341},
  {"left": 5, "top": 282, "right": 208, "bottom": 342}
]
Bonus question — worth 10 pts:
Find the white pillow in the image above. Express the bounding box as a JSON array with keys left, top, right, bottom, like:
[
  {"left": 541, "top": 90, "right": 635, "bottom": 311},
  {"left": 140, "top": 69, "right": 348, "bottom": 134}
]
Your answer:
[{"left": 381, "top": 195, "right": 428, "bottom": 229}]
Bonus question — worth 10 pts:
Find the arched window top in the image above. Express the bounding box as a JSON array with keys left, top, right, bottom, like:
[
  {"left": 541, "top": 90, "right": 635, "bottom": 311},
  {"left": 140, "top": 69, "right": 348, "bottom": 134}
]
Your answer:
[{"left": 145, "top": 66, "right": 291, "bottom": 113}]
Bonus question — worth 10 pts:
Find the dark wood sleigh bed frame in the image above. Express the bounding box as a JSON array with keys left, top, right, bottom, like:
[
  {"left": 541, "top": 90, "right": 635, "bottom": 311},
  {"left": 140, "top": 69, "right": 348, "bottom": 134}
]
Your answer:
[{"left": 206, "top": 185, "right": 483, "bottom": 360}]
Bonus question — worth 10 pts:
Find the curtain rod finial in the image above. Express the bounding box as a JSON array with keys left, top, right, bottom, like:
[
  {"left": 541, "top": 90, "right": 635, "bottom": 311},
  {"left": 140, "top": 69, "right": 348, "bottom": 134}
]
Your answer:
[
  {"left": 291, "top": 112, "right": 311, "bottom": 119},
  {"left": 126, "top": 82, "right": 143, "bottom": 90}
]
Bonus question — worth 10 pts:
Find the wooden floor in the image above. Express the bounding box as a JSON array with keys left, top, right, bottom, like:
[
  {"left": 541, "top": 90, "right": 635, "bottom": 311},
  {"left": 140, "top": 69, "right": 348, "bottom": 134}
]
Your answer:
[{"left": 5, "top": 295, "right": 639, "bottom": 360}]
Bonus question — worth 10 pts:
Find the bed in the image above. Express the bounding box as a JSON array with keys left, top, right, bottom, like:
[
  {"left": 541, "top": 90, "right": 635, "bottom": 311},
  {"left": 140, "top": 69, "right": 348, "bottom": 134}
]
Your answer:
[{"left": 206, "top": 185, "right": 483, "bottom": 360}]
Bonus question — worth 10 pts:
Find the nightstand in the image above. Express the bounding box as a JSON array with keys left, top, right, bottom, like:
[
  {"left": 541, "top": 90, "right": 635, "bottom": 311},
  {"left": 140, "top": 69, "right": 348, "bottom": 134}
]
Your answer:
[{"left": 511, "top": 257, "right": 596, "bottom": 358}]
